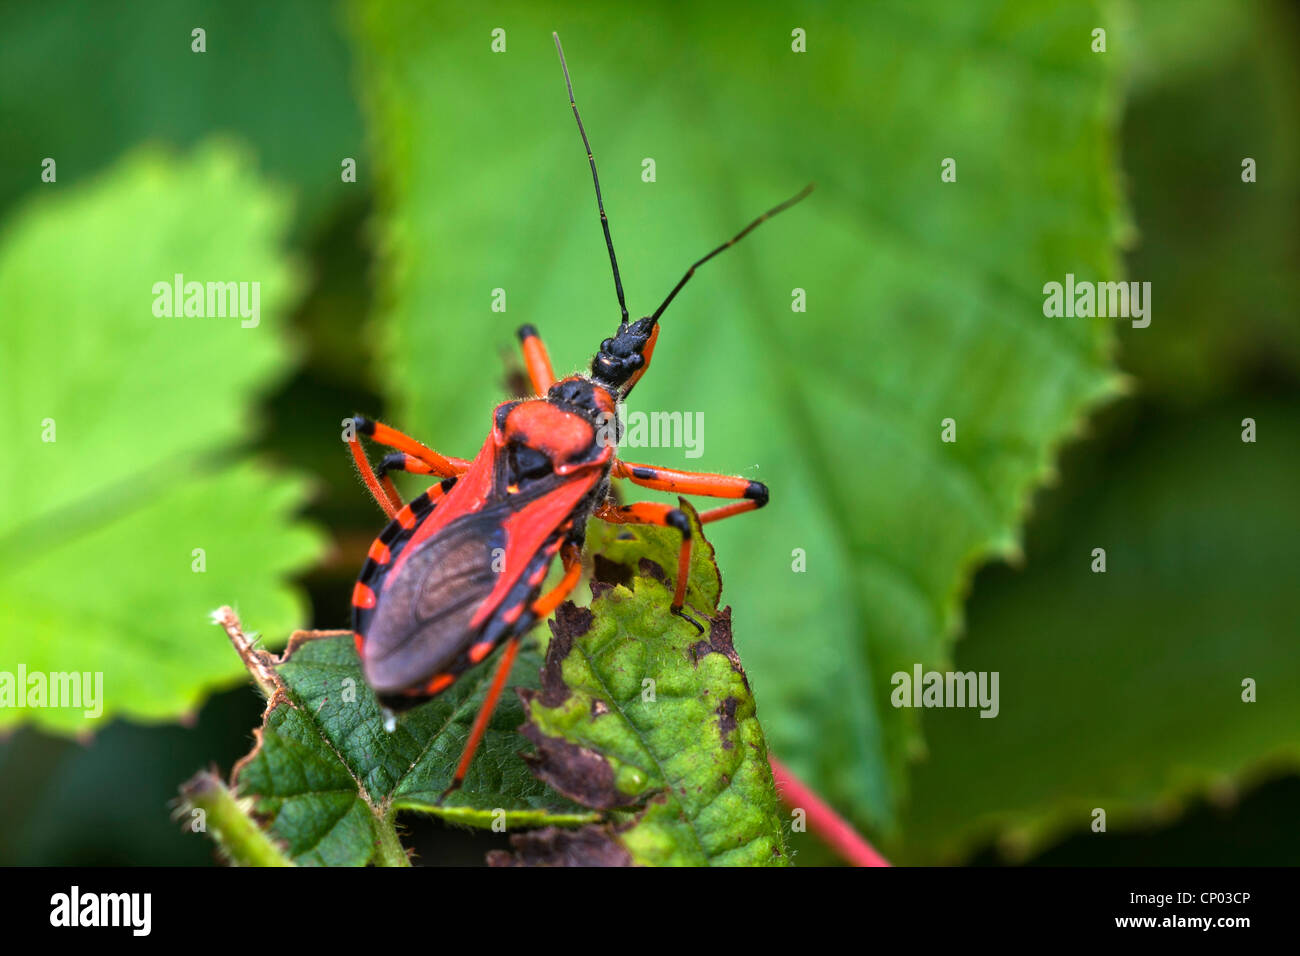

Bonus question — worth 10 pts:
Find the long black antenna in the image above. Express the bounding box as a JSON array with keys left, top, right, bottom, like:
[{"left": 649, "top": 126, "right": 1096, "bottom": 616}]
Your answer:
[
  {"left": 650, "top": 183, "right": 814, "bottom": 324},
  {"left": 553, "top": 32, "right": 628, "bottom": 325}
]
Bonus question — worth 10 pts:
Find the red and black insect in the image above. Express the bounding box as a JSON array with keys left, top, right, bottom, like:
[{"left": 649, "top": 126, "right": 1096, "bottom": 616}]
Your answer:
[{"left": 346, "top": 33, "right": 812, "bottom": 794}]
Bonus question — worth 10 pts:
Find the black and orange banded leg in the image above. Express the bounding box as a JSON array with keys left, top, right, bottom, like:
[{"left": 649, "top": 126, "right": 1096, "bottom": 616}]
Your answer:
[
  {"left": 593, "top": 500, "right": 703, "bottom": 631},
  {"left": 516, "top": 325, "right": 556, "bottom": 395},
  {"left": 599, "top": 462, "right": 770, "bottom": 629},
  {"left": 613, "top": 459, "right": 769, "bottom": 513},
  {"left": 375, "top": 451, "right": 442, "bottom": 486},
  {"left": 441, "top": 544, "right": 584, "bottom": 799},
  {"left": 347, "top": 415, "right": 470, "bottom": 518},
  {"left": 368, "top": 452, "right": 446, "bottom": 516}
]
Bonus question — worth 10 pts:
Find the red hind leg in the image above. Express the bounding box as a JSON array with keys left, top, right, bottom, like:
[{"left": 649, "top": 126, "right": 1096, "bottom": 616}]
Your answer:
[
  {"left": 440, "top": 544, "right": 582, "bottom": 798},
  {"left": 440, "top": 635, "right": 522, "bottom": 799}
]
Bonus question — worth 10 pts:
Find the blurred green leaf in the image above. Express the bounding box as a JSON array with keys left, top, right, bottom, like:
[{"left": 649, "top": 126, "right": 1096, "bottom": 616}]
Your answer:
[
  {"left": 1119, "top": 0, "right": 1300, "bottom": 403},
  {"left": 0, "top": 143, "right": 324, "bottom": 733},
  {"left": 0, "top": 0, "right": 363, "bottom": 236},
  {"left": 898, "top": 404, "right": 1300, "bottom": 862},
  {"left": 351, "top": 0, "right": 1124, "bottom": 832},
  {"left": 515, "top": 506, "right": 789, "bottom": 866},
  {"left": 1119, "top": 0, "right": 1251, "bottom": 94}
]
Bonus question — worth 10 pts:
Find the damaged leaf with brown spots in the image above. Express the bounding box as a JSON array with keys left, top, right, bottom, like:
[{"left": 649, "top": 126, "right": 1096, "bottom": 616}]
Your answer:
[
  {"left": 510, "top": 504, "right": 790, "bottom": 866},
  {"left": 190, "top": 611, "right": 596, "bottom": 867}
]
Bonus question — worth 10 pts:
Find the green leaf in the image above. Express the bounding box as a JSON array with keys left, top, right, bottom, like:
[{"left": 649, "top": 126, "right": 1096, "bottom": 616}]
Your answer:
[
  {"left": 350, "top": 0, "right": 1125, "bottom": 832},
  {"left": 0, "top": 143, "right": 325, "bottom": 734},
  {"left": 510, "top": 506, "right": 789, "bottom": 867},
  {"left": 0, "top": 0, "right": 363, "bottom": 236},
  {"left": 216, "top": 612, "right": 595, "bottom": 867},
  {"left": 897, "top": 405, "right": 1300, "bottom": 862},
  {"left": 1120, "top": 0, "right": 1253, "bottom": 95},
  {"left": 1119, "top": 0, "right": 1300, "bottom": 404}
]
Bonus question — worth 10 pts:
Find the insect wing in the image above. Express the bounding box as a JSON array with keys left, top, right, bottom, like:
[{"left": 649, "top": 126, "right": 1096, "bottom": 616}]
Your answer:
[
  {"left": 361, "top": 506, "right": 505, "bottom": 694},
  {"left": 468, "top": 470, "right": 602, "bottom": 630}
]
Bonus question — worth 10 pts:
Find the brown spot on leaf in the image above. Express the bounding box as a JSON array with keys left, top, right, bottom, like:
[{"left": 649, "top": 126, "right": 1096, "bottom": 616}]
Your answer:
[
  {"left": 486, "top": 825, "right": 632, "bottom": 867},
  {"left": 686, "top": 607, "right": 748, "bottom": 688},
  {"left": 516, "top": 709, "right": 643, "bottom": 809},
  {"left": 537, "top": 603, "right": 593, "bottom": 707},
  {"left": 550, "top": 601, "right": 593, "bottom": 641},
  {"left": 592, "top": 554, "right": 634, "bottom": 592},
  {"left": 637, "top": 557, "right": 668, "bottom": 585},
  {"left": 715, "top": 696, "right": 738, "bottom": 749}
]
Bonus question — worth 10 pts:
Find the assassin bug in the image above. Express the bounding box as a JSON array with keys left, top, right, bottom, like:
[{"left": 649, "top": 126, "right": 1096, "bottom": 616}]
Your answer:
[{"left": 346, "top": 33, "right": 812, "bottom": 795}]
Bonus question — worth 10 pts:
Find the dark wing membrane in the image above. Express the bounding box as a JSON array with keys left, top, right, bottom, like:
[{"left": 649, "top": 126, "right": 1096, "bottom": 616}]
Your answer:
[{"left": 361, "top": 507, "right": 506, "bottom": 694}]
